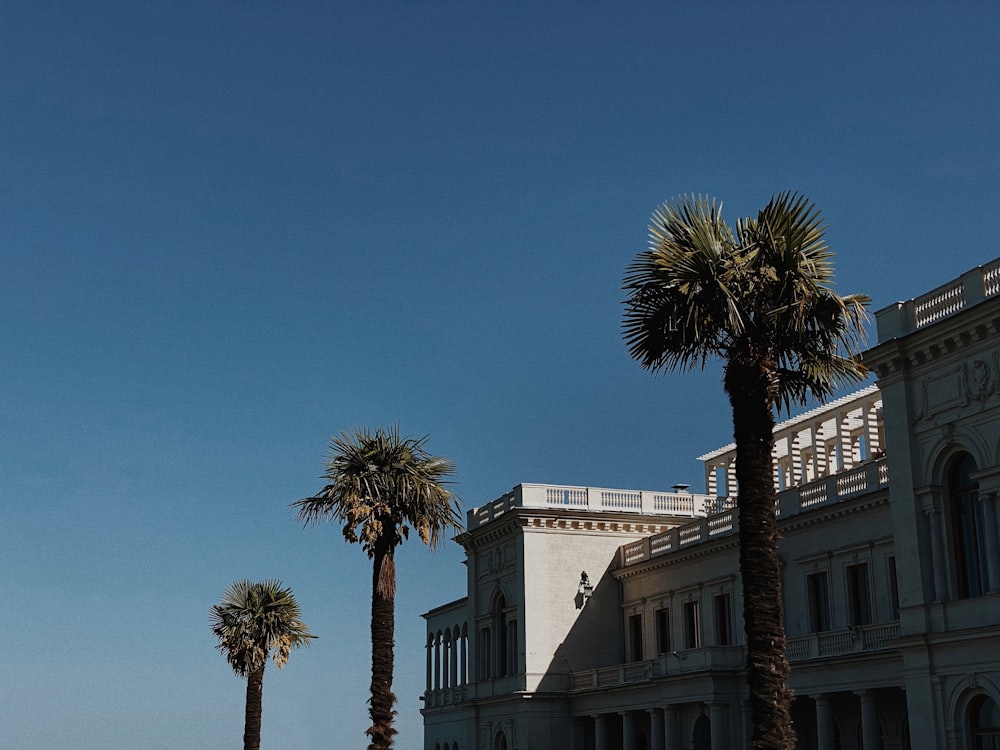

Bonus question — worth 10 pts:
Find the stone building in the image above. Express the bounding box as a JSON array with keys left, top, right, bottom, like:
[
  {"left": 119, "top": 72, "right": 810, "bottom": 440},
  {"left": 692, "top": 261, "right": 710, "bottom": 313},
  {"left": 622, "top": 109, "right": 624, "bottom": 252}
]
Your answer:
[{"left": 421, "top": 258, "right": 1000, "bottom": 750}]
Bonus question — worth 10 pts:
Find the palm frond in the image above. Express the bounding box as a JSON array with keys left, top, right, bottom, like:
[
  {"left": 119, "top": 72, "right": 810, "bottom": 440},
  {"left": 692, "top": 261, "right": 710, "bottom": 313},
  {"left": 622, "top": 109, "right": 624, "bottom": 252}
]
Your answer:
[
  {"left": 292, "top": 425, "right": 461, "bottom": 557},
  {"left": 623, "top": 191, "right": 870, "bottom": 411},
  {"left": 210, "top": 579, "right": 314, "bottom": 678}
]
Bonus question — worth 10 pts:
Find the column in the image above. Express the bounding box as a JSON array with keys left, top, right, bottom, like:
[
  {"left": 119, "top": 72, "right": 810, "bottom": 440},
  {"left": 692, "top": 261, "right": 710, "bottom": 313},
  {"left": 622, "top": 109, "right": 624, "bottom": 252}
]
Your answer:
[
  {"left": 433, "top": 632, "right": 441, "bottom": 689},
  {"left": 979, "top": 491, "right": 1000, "bottom": 594},
  {"left": 663, "top": 705, "right": 680, "bottom": 750},
  {"left": 858, "top": 690, "right": 882, "bottom": 750},
  {"left": 425, "top": 636, "right": 432, "bottom": 692},
  {"left": 442, "top": 636, "right": 450, "bottom": 689},
  {"left": 865, "top": 400, "right": 880, "bottom": 457},
  {"left": 460, "top": 626, "right": 468, "bottom": 686},
  {"left": 648, "top": 708, "right": 664, "bottom": 750},
  {"left": 814, "top": 422, "right": 828, "bottom": 477},
  {"left": 709, "top": 703, "right": 727, "bottom": 750},
  {"left": 621, "top": 711, "right": 636, "bottom": 750},
  {"left": 810, "top": 423, "right": 820, "bottom": 481},
  {"left": 593, "top": 714, "right": 609, "bottom": 750},
  {"left": 449, "top": 631, "right": 458, "bottom": 688},
  {"left": 814, "top": 694, "right": 835, "bottom": 750},
  {"left": 791, "top": 434, "right": 803, "bottom": 486}
]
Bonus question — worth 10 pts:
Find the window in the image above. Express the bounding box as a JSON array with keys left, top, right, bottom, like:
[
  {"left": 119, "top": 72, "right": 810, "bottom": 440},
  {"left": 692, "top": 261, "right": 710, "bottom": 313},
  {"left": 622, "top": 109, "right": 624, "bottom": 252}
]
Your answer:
[
  {"left": 655, "top": 608, "right": 671, "bottom": 654},
  {"left": 503, "top": 617, "right": 517, "bottom": 677},
  {"left": 683, "top": 601, "right": 701, "bottom": 649},
  {"left": 949, "top": 453, "right": 986, "bottom": 598},
  {"left": 887, "top": 556, "right": 900, "bottom": 620},
  {"left": 628, "top": 614, "right": 643, "bottom": 661},
  {"left": 478, "top": 627, "right": 491, "bottom": 680},
  {"left": 481, "top": 594, "right": 517, "bottom": 678},
  {"left": 713, "top": 594, "right": 733, "bottom": 646},
  {"left": 847, "top": 563, "right": 872, "bottom": 626},
  {"left": 807, "top": 572, "right": 831, "bottom": 632},
  {"left": 970, "top": 695, "right": 1000, "bottom": 750}
]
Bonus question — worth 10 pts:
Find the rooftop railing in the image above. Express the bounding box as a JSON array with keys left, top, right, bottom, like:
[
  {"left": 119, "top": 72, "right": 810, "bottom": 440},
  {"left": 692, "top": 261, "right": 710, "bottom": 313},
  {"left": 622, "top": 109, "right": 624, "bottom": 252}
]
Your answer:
[
  {"left": 466, "top": 483, "right": 717, "bottom": 530},
  {"left": 875, "top": 258, "right": 1000, "bottom": 341},
  {"left": 620, "top": 458, "right": 887, "bottom": 567}
]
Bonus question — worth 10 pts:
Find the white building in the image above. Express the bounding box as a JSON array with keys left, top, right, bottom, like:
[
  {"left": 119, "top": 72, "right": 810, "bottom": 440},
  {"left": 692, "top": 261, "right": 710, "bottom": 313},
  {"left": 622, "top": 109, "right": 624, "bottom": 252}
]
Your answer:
[{"left": 422, "top": 258, "right": 1000, "bottom": 750}]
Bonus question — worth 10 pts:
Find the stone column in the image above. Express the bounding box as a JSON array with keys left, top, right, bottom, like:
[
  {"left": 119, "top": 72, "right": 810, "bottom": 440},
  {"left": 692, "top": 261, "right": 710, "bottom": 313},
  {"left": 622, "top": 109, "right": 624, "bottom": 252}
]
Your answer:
[
  {"left": 663, "top": 705, "right": 680, "bottom": 750},
  {"left": 814, "top": 694, "right": 835, "bottom": 750},
  {"left": 858, "top": 690, "right": 882, "bottom": 750},
  {"left": 460, "top": 628, "right": 468, "bottom": 686},
  {"left": 621, "top": 711, "right": 636, "bottom": 750},
  {"left": 425, "top": 637, "right": 433, "bottom": 692},
  {"left": 648, "top": 708, "right": 664, "bottom": 750},
  {"left": 594, "top": 714, "right": 608, "bottom": 750},
  {"left": 433, "top": 633, "right": 441, "bottom": 690},
  {"left": 709, "top": 703, "right": 727, "bottom": 750}
]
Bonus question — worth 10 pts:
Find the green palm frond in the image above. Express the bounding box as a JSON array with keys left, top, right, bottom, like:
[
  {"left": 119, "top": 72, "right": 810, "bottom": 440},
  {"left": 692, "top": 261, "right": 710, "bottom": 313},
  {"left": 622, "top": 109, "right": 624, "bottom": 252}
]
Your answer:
[
  {"left": 210, "top": 579, "right": 315, "bottom": 678},
  {"left": 623, "top": 192, "right": 870, "bottom": 412},
  {"left": 292, "top": 425, "right": 461, "bottom": 557}
]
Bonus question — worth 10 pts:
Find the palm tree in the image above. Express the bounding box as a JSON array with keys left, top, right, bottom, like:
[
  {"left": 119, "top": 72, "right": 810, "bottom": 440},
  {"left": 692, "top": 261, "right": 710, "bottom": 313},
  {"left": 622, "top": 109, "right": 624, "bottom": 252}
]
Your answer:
[
  {"left": 622, "top": 192, "right": 869, "bottom": 749},
  {"left": 210, "top": 579, "right": 315, "bottom": 750},
  {"left": 292, "top": 425, "right": 460, "bottom": 750}
]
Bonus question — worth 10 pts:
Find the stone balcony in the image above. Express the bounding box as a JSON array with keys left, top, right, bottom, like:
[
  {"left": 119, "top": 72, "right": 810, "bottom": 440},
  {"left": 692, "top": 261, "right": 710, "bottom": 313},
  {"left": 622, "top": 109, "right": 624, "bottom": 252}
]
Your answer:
[
  {"left": 568, "top": 621, "right": 900, "bottom": 692},
  {"left": 619, "top": 457, "right": 888, "bottom": 567},
  {"left": 466, "top": 483, "right": 717, "bottom": 531},
  {"left": 875, "top": 257, "right": 1000, "bottom": 340},
  {"left": 569, "top": 646, "right": 744, "bottom": 692}
]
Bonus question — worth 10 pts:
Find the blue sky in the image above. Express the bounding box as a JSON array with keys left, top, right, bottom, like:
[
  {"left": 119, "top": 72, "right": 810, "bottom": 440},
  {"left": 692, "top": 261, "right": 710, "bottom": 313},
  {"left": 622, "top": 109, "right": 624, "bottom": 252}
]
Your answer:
[{"left": 2, "top": 2, "right": 998, "bottom": 748}]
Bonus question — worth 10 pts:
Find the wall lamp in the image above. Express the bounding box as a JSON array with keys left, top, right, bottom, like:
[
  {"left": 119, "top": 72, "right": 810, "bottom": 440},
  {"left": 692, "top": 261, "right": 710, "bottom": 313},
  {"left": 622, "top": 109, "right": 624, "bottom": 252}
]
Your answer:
[{"left": 578, "top": 571, "right": 594, "bottom": 603}]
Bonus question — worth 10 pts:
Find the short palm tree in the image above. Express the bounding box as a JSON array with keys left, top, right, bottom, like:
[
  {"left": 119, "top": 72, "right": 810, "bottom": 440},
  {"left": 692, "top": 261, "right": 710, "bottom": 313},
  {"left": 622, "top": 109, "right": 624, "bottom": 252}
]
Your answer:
[
  {"left": 622, "top": 193, "right": 869, "bottom": 749},
  {"left": 292, "top": 425, "right": 460, "bottom": 750},
  {"left": 210, "top": 579, "right": 315, "bottom": 750}
]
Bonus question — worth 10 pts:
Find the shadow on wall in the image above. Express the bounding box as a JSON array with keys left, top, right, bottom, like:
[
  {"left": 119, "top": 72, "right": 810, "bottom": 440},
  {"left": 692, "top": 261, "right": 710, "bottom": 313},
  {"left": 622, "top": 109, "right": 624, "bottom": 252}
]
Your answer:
[{"left": 537, "top": 562, "right": 621, "bottom": 692}]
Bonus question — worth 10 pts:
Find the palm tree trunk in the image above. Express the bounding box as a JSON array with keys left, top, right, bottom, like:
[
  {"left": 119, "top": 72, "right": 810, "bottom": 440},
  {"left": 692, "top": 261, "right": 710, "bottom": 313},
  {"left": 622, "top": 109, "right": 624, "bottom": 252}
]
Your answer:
[
  {"left": 727, "top": 363, "right": 795, "bottom": 750},
  {"left": 368, "top": 541, "right": 398, "bottom": 750},
  {"left": 244, "top": 663, "right": 264, "bottom": 750}
]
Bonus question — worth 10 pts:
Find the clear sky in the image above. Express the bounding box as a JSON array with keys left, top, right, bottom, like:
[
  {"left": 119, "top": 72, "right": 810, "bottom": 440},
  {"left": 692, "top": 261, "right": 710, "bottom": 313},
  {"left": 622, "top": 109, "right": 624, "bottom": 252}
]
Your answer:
[{"left": 2, "top": 2, "right": 998, "bottom": 748}]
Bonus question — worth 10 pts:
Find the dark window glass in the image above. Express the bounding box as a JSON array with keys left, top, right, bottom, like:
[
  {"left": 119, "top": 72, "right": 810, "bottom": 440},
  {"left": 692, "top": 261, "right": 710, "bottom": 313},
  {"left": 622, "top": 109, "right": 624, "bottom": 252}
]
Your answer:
[
  {"left": 714, "top": 594, "right": 733, "bottom": 645},
  {"left": 950, "top": 453, "right": 986, "bottom": 598},
  {"left": 888, "top": 557, "right": 900, "bottom": 620},
  {"left": 655, "top": 608, "right": 671, "bottom": 654},
  {"left": 807, "top": 572, "right": 831, "bottom": 632},
  {"left": 628, "top": 614, "right": 643, "bottom": 661},
  {"left": 683, "top": 601, "right": 701, "bottom": 649},
  {"left": 847, "top": 563, "right": 872, "bottom": 626}
]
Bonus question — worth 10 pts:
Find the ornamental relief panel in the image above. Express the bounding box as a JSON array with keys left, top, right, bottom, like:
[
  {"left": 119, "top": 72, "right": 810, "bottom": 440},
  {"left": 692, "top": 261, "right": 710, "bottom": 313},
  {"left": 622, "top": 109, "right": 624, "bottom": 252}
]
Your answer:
[{"left": 914, "top": 352, "right": 999, "bottom": 421}]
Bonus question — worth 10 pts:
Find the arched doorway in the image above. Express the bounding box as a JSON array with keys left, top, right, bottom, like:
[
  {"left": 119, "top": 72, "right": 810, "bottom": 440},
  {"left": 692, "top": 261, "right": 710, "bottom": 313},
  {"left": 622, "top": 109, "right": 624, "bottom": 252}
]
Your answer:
[{"left": 693, "top": 715, "right": 711, "bottom": 750}]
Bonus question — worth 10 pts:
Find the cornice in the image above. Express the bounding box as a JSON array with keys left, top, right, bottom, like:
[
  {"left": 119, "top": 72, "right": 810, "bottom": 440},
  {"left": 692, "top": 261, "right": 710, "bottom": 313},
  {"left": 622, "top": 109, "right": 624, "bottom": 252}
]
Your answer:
[
  {"left": 864, "top": 302, "right": 1000, "bottom": 383},
  {"left": 613, "top": 536, "right": 740, "bottom": 579}
]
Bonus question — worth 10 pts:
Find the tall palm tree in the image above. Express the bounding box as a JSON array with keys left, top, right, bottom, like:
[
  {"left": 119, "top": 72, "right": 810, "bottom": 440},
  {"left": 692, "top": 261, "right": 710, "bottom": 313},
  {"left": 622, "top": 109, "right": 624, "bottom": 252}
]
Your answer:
[
  {"left": 622, "top": 193, "right": 869, "bottom": 749},
  {"left": 210, "top": 579, "right": 315, "bottom": 750},
  {"left": 292, "top": 425, "right": 460, "bottom": 750}
]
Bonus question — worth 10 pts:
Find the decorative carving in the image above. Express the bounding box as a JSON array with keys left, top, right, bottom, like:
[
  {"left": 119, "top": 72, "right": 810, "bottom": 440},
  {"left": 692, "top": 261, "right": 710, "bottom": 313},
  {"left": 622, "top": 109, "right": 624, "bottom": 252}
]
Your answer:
[{"left": 966, "top": 359, "right": 992, "bottom": 402}]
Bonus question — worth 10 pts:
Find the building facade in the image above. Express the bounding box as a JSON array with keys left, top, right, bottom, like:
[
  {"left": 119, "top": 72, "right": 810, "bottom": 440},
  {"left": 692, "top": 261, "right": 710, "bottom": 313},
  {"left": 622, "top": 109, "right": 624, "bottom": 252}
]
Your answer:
[{"left": 422, "top": 258, "right": 1000, "bottom": 750}]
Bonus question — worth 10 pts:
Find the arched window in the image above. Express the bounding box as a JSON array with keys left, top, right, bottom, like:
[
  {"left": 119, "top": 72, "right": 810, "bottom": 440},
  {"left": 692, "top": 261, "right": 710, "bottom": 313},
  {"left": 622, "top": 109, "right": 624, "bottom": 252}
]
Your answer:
[
  {"left": 949, "top": 453, "right": 986, "bottom": 598},
  {"left": 492, "top": 730, "right": 508, "bottom": 750},
  {"left": 494, "top": 594, "right": 511, "bottom": 677},
  {"left": 970, "top": 695, "right": 1000, "bottom": 750}
]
